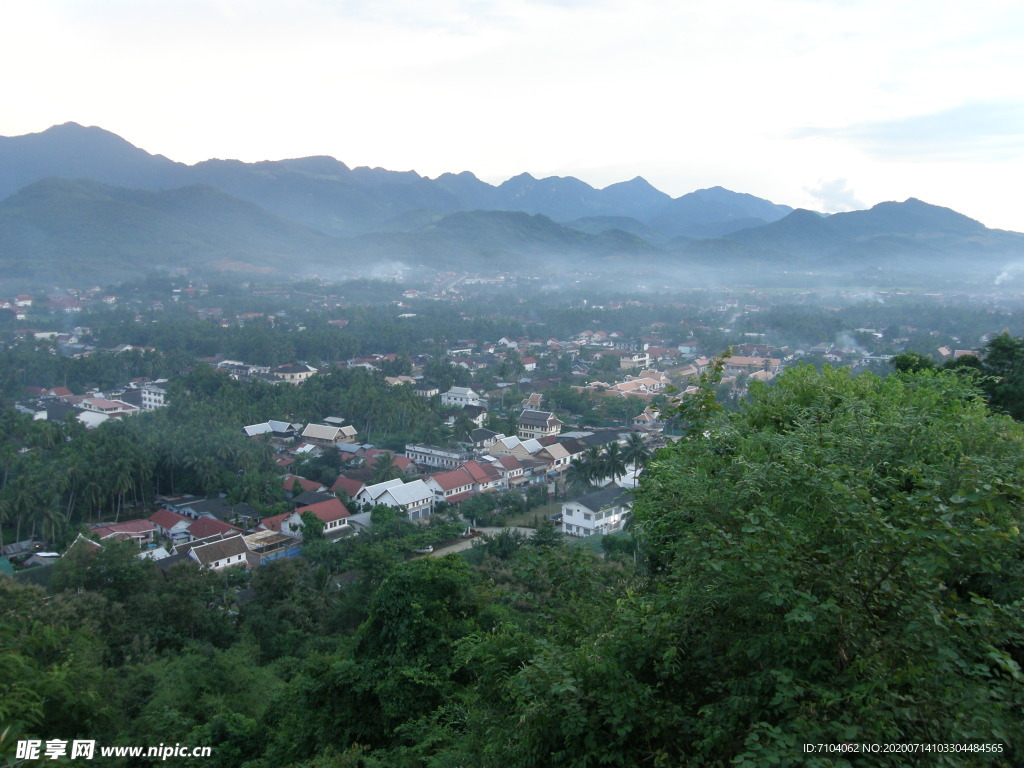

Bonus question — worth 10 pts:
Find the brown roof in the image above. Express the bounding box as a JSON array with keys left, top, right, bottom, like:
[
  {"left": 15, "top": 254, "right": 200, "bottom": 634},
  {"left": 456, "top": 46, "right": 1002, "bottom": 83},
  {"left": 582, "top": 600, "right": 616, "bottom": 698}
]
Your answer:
[
  {"left": 496, "top": 454, "right": 524, "bottom": 471},
  {"left": 91, "top": 519, "right": 156, "bottom": 539},
  {"left": 331, "top": 476, "right": 365, "bottom": 497},
  {"left": 190, "top": 536, "right": 251, "bottom": 566},
  {"left": 259, "top": 512, "right": 291, "bottom": 532},
  {"left": 431, "top": 467, "right": 475, "bottom": 492},
  {"left": 149, "top": 508, "right": 189, "bottom": 530},
  {"left": 283, "top": 474, "right": 323, "bottom": 494},
  {"left": 188, "top": 517, "right": 243, "bottom": 540},
  {"left": 295, "top": 497, "right": 350, "bottom": 523}
]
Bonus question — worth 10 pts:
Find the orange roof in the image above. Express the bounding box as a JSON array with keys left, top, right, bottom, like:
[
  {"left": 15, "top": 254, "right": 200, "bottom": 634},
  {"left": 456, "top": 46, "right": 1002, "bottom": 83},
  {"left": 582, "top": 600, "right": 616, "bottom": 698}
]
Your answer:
[
  {"left": 431, "top": 467, "right": 475, "bottom": 492},
  {"left": 296, "top": 497, "right": 350, "bottom": 523},
  {"left": 259, "top": 512, "right": 291, "bottom": 532},
  {"left": 283, "top": 474, "right": 322, "bottom": 493},
  {"left": 188, "top": 517, "right": 243, "bottom": 540},
  {"left": 149, "top": 508, "right": 189, "bottom": 530},
  {"left": 331, "top": 476, "right": 365, "bottom": 497}
]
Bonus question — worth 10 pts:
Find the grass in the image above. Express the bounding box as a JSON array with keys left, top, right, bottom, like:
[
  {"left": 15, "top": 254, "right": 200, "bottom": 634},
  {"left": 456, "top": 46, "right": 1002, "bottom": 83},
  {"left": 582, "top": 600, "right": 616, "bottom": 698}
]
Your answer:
[{"left": 502, "top": 500, "right": 564, "bottom": 528}]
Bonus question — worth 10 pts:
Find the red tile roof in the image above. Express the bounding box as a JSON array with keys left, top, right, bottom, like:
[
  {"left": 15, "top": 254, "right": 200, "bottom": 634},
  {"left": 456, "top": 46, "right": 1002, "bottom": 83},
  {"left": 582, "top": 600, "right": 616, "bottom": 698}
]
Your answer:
[
  {"left": 296, "top": 497, "right": 350, "bottom": 523},
  {"left": 496, "top": 454, "right": 524, "bottom": 471},
  {"left": 283, "top": 474, "right": 323, "bottom": 493},
  {"left": 259, "top": 512, "right": 291, "bottom": 532},
  {"left": 331, "top": 476, "right": 365, "bottom": 497},
  {"left": 431, "top": 467, "right": 475, "bottom": 492},
  {"left": 188, "top": 517, "right": 243, "bottom": 540},
  {"left": 149, "top": 508, "right": 189, "bottom": 530}
]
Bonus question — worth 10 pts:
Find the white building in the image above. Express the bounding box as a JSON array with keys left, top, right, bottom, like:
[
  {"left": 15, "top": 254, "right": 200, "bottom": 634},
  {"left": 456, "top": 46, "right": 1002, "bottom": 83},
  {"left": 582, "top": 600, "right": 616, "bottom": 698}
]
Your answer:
[
  {"left": 140, "top": 383, "right": 168, "bottom": 411},
  {"left": 561, "top": 488, "right": 632, "bottom": 537},
  {"left": 440, "top": 386, "right": 487, "bottom": 408},
  {"left": 404, "top": 444, "right": 475, "bottom": 470},
  {"left": 355, "top": 478, "right": 434, "bottom": 520}
]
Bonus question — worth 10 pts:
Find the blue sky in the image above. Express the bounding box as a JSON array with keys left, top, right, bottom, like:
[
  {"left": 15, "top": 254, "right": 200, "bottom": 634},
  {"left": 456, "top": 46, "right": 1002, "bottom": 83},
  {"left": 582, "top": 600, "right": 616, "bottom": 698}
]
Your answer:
[{"left": 2, "top": 0, "right": 1022, "bottom": 229}]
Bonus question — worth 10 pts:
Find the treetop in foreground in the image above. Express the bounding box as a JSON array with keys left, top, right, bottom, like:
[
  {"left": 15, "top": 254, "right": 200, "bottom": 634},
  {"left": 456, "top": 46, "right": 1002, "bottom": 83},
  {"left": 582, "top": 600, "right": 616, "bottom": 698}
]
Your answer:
[{"left": 620, "top": 365, "right": 1024, "bottom": 765}]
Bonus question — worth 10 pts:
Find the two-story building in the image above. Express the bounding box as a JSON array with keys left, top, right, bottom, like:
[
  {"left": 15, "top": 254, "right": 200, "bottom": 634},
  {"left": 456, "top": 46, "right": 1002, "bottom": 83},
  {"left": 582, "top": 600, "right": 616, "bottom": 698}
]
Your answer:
[
  {"left": 404, "top": 444, "right": 475, "bottom": 470},
  {"left": 440, "top": 386, "right": 487, "bottom": 408},
  {"left": 561, "top": 488, "right": 632, "bottom": 537},
  {"left": 517, "top": 409, "right": 563, "bottom": 440}
]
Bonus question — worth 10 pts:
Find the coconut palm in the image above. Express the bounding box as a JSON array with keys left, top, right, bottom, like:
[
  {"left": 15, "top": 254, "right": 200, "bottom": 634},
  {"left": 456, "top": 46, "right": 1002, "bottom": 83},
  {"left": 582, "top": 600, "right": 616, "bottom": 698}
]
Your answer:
[
  {"left": 623, "top": 432, "right": 653, "bottom": 481},
  {"left": 565, "top": 459, "right": 593, "bottom": 496},
  {"left": 370, "top": 451, "right": 403, "bottom": 484},
  {"left": 599, "top": 442, "right": 628, "bottom": 484}
]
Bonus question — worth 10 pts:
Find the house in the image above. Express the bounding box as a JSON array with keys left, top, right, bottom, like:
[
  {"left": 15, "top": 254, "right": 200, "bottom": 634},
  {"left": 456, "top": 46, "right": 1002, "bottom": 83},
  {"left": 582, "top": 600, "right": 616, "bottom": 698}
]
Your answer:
[
  {"left": 521, "top": 392, "right": 544, "bottom": 410},
  {"left": 79, "top": 397, "right": 140, "bottom": 418},
  {"left": 90, "top": 519, "right": 157, "bottom": 547},
  {"left": 413, "top": 386, "right": 440, "bottom": 398},
  {"left": 186, "top": 517, "right": 244, "bottom": 541},
  {"left": 471, "top": 428, "right": 502, "bottom": 451},
  {"left": 459, "top": 460, "right": 506, "bottom": 492},
  {"left": 355, "top": 478, "right": 434, "bottom": 520},
  {"left": 534, "top": 442, "right": 571, "bottom": 473},
  {"left": 167, "top": 497, "right": 258, "bottom": 527},
  {"left": 272, "top": 363, "right": 318, "bottom": 385},
  {"left": 148, "top": 509, "right": 192, "bottom": 543},
  {"left": 440, "top": 386, "right": 487, "bottom": 408},
  {"left": 188, "top": 536, "right": 253, "bottom": 571},
  {"left": 259, "top": 497, "right": 351, "bottom": 539},
  {"left": 140, "top": 383, "right": 168, "bottom": 410},
  {"left": 633, "top": 406, "right": 665, "bottom": 429},
  {"left": 516, "top": 409, "right": 563, "bottom": 440},
  {"left": 424, "top": 468, "right": 476, "bottom": 505},
  {"left": 442, "top": 405, "right": 488, "bottom": 429},
  {"left": 297, "top": 498, "right": 351, "bottom": 537},
  {"left": 300, "top": 423, "right": 357, "bottom": 446},
  {"left": 283, "top": 475, "right": 327, "bottom": 496},
  {"left": 404, "top": 444, "right": 475, "bottom": 470},
  {"left": 561, "top": 488, "right": 632, "bottom": 537},
  {"left": 331, "top": 476, "right": 366, "bottom": 499},
  {"left": 488, "top": 434, "right": 543, "bottom": 459},
  {"left": 243, "top": 420, "right": 299, "bottom": 438},
  {"left": 618, "top": 351, "right": 650, "bottom": 370},
  {"left": 288, "top": 491, "right": 337, "bottom": 509},
  {"left": 488, "top": 454, "right": 528, "bottom": 486}
]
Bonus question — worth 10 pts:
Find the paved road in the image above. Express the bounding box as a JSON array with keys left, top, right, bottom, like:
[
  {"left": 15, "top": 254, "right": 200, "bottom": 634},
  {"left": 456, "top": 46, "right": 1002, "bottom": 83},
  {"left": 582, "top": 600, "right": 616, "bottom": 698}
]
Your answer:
[{"left": 430, "top": 526, "right": 535, "bottom": 557}]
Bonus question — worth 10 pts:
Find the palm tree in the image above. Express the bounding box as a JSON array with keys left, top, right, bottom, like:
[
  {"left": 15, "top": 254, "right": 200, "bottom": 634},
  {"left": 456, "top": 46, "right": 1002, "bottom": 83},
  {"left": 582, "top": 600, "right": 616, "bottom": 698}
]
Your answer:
[
  {"left": 580, "top": 445, "right": 604, "bottom": 484},
  {"left": 451, "top": 411, "right": 476, "bottom": 443},
  {"left": 622, "top": 432, "right": 652, "bottom": 481},
  {"left": 370, "top": 452, "right": 403, "bottom": 484},
  {"left": 599, "top": 442, "right": 628, "bottom": 485},
  {"left": 565, "top": 459, "right": 592, "bottom": 497}
]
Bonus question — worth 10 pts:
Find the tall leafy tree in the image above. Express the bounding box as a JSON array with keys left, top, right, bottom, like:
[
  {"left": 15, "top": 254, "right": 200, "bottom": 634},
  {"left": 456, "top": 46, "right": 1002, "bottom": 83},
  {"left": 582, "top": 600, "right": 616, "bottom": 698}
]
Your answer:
[{"left": 482, "top": 366, "right": 1024, "bottom": 766}]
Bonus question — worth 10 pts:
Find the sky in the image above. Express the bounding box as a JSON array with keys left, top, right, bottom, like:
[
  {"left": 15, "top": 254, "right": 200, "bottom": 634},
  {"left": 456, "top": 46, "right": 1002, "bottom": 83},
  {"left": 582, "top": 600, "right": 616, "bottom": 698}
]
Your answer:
[{"left": 2, "top": 0, "right": 1023, "bottom": 230}]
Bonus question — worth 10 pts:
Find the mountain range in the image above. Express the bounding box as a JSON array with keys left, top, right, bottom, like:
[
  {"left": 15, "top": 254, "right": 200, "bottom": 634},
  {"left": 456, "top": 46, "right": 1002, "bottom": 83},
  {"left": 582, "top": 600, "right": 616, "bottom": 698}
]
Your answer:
[{"left": 1, "top": 122, "right": 1021, "bottom": 287}]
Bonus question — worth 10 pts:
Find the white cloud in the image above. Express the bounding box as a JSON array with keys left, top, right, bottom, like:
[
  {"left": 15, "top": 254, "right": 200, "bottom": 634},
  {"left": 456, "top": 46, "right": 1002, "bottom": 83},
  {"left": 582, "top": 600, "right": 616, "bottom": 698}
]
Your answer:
[
  {"left": 2, "top": 0, "right": 1024, "bottom": 229},
  {"left": 805, "top": 179, "right": 864, "bottom": 213}
]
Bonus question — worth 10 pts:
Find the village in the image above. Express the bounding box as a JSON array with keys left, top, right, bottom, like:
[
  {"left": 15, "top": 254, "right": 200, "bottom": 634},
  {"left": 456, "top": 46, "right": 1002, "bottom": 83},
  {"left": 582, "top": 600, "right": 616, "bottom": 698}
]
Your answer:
[{"left": 0, "top": 276, "right": 996, "bottom": 580}]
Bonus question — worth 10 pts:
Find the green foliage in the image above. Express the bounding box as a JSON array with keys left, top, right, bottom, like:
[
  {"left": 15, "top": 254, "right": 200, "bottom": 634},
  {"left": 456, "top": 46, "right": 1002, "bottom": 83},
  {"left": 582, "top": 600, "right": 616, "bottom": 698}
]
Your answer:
[
  {"left": 300, "top": 510, "right": 326, "bottom": 541},
  {"left": 625, "top": 365, "right": 1024, "bottom": 764},
  {"left": 479, "top": 527, "right": 530, "bottom": 560},
  {"left": 978, "top": 332, "right": 1024, "bottom": 420},
  {"left": 52, "top": 539, "right": 158, "bottom": 603}
]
